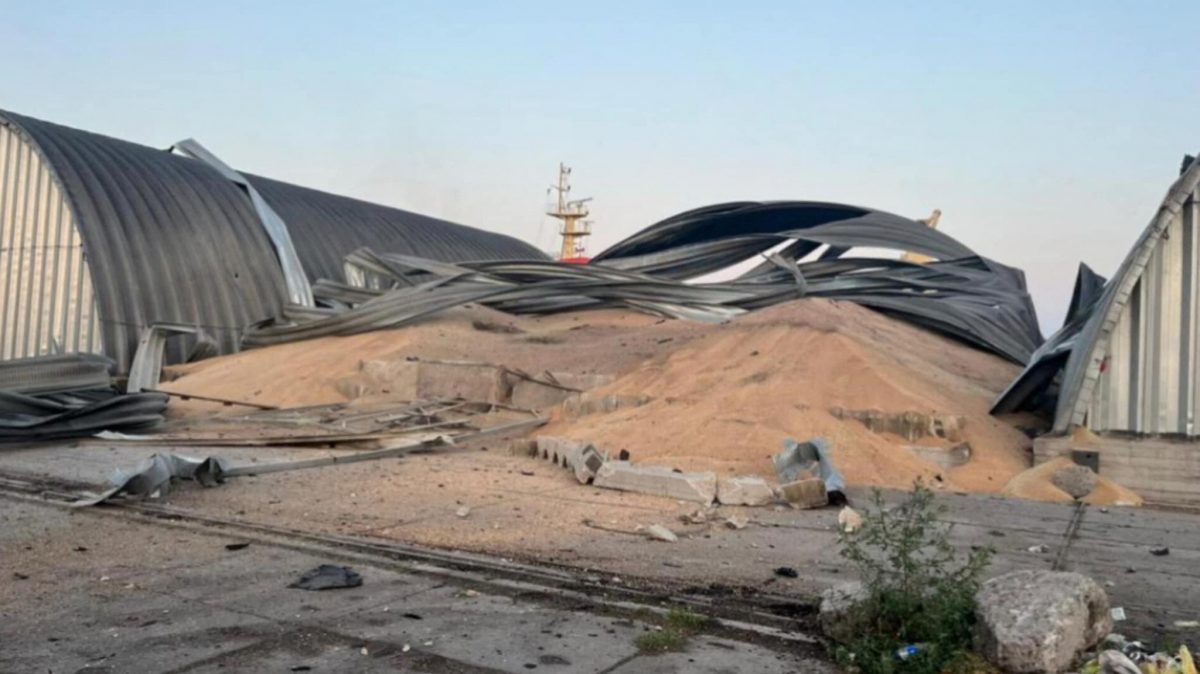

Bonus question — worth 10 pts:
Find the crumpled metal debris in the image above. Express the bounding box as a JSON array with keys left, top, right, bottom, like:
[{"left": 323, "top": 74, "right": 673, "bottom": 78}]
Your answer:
[
  {"left": 776, "top": 437, "right": 846, "bottom": 496},
  {"left": 243, "top": 198, "right": 1043, "bottom": 365},
  {"left": 73, "top": 453, "right": 230, "bottom": 506},
  {"left": 0, "top": 354, "right": 167, "bottom": 443},
  {"left": 288, "top": 564, "right": 363, "bottom": 591}
]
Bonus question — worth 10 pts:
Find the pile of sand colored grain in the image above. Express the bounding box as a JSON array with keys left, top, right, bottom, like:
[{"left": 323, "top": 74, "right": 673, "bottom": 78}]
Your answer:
[
  {"left": 159, "top": 305, "right": 708, "bottom": 416},
  {"left": 539, "top": 298, "right": 1034, "bottom": 494},
  {"left": 163, "top": 295, "right": 1041, "bottom": 496},
  {"left": 1002, "top": 456, "right": 1144, "bottom": 506}
]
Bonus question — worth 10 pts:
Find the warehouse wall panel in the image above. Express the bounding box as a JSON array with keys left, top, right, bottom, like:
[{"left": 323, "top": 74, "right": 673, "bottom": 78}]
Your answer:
[
  {"left": 0, "top": 122, "right": 101, "bottom": 360},
  {"left": 1087, "top": 183, "right": 1200, "bottom": 434}
]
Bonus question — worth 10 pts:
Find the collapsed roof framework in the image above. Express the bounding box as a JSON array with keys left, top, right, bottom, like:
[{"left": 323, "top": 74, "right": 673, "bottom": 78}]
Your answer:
[
  {"left": 247, "top": 201, "right": 1044, "bottom": 365},
  {"left": 995, "top": 155, "right": 1200, "bottom": 436}
]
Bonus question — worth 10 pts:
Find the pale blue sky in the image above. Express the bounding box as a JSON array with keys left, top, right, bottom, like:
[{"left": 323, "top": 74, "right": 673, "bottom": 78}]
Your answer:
[{"left": 5, "top": 1, "right": 1199, "bottom": 330}]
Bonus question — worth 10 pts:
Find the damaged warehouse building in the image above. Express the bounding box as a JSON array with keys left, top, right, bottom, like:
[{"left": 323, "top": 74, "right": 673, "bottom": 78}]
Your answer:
[
  {"left": 997, "top": 154, "right": 1200, "bottom": 506},
  {"left": 0, "top": 109, "right": 542, "bottom": 370},
  {"left": 1, "top": 108, "right": 1198, "bottom": 671},
  {"left": 0, "top": 107, "right": 1196, "bottom": 510}
]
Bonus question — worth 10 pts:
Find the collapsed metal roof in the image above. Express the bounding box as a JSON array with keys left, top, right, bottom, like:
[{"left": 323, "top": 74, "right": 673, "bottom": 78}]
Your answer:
[
  {"left": 245, "top": 202, "right": 1043, "bottom": 364},
  {"left": 994, "top": 155, "right": 1200, "bottom": 435},
  {"left": 0, "top": 110, "right": 542, "bottom": 370}
]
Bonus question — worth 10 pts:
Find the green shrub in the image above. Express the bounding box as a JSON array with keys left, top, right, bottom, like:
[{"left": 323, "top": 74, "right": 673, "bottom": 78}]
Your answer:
[
  {"left": 833, "top": 483, "right": 993, "bottom": 674},
  {"left": 635, "top": 629, "right": 689, "bottom": 653}
]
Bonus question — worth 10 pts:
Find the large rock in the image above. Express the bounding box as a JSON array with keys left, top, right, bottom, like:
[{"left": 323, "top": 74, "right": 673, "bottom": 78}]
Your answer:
[
  {"left": 1051, "top": 464, "right": 1099, "bottom": 499},
  {"left": 974, "top": 570, "right": 1112, "bottom": 673},
  {"left": 818, "top": 582, "right": 868, "bottom": 643}
]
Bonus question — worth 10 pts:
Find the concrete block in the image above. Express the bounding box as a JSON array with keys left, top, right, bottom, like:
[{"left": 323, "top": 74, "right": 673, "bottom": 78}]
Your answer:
[
  {"left": 417, "top": 361, "right": 505, "bottom": 403},
  {"left": 907, "top": 442, "right": 972, "bottom": 469},
  {"left": 359, "top": 359, "right": 420, "bottom": 398},
  {"left": 717, "top": 475, "right": 776, "bottom": 506},
  {"left": 506, "top": 438, "right": 537, "bottom": 457},
  {"left": 561, "top": 393, "right": 650, "bottom": 418},
  {"left": 593, "top": 461, "right": 716, "bottom": 504},
  {"left": 779, "top": 478, "right": 827, "bottom": 509},
  {"left": 509, "top": 372, "right": 614, "bottom": 410},
  {"left": 344, "top": 359, "right": 507, "bottom": 403},
  {"left": 830, "top": 407, "right": 965, "bottom": 442},
  {"left": 535, "top": 436, "right": 605, "bottom": 484}
]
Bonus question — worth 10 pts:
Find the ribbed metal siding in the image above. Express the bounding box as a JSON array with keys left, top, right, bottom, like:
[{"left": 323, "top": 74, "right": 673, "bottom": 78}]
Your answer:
[
  {"left": 1087, "top": 182, "right": 1200, "bottom": 434},
  {"left": 0, "top": 122, "right": 102, "bottom": 359},
  {"left": 0, "top": 109, "right": 544, "bottom": 373},
  {"left": 0, "top": 111, "right": 289, "bottom": 372},
  {"left": 245, "top": 174, "right": 546, "bottom": 283}
]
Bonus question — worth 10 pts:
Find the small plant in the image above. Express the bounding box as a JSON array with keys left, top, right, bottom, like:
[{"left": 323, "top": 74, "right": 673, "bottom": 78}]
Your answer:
[
  {"left": 634, "top": 629, "right": 689, "bottom": 654},
  {"left": 665, "top": 608, "right": 710, "bottom": 633},
  {"left": 633, "top": 608, "right": 711, "bottom": 654},
  {"left": 833, "top": 483, "right": 993, "bottom": 674}
]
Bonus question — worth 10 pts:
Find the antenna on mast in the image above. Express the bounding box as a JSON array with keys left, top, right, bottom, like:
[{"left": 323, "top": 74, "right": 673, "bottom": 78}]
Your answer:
[{"left": 546, "top": 163, "right": 593, "bottom": 262}]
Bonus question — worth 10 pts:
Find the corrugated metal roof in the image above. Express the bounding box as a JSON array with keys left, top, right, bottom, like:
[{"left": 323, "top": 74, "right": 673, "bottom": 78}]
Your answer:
[
  {"left": 0, "top": 110, "right": 544, "bottom": 370},
  {"left": 1, "top": 110, "right": 288, "bottom": 370},
  {"left": 245, "top": 173, "right": 544, "bottom": 282}
]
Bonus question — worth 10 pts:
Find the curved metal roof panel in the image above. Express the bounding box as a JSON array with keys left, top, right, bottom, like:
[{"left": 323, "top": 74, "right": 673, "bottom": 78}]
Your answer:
[
  {"left": 0, "top": 110, "right": 544, "bottom": 370},
  {"left": 0, "top": 110, "right": 288, "bottom": 370},
  {"left": 244, "top": 173, "right": 545, "bottom": 282}
]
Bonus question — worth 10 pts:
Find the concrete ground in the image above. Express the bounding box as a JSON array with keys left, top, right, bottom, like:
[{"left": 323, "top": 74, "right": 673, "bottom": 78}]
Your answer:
[
  {"left": 1, "top": 437, "right": 1198, "bottom": 653},
  {"left": 0, "top": 499, "right": 831, "bottom": 674}
]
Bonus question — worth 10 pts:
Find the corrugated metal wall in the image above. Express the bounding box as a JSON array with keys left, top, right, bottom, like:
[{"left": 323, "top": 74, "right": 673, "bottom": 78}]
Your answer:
[
  {"left": 0, "top": 122, "right": 101, "bottom": 359},
  {"left": 1088, "top": 182, "right": 1200, "bottom": 434}
]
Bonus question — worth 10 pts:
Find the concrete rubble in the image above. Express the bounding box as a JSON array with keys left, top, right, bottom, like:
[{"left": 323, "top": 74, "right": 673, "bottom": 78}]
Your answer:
[
  {"left": 510, "top": 372, "right": 614, "bottom": 410},
  {"left": 717, "top": 475, "right": 776, "bottom": 506},
  {"left": 534, "top": 436, "right": 605, "bottom": 484},
  {"left": 592, "top": 461, "right": 717, "bottom": 504},
  {"left": 974, "top": 569, "right": 1113, "bottom": 673},
  {"left": 642, "top": 524, "right": 678, "bottom": 542},
  {"left": 779, "top": 477, "right": 827, "bottom": 509}
]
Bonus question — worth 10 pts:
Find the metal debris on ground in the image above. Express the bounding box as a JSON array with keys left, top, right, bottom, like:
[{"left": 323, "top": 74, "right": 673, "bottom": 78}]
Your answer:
[
  {"left": 775, "top": 437, "right": 845, "bottom": 502},
  {"left": 288, "top": 564, "right": 363, "bottom": 591},
  {"left": 1087, "top": 643, "right": 1197, "bottom": 674},
  {"left": 0, "top": 354, "right": 167, "bottom": 443},
  {"left": 73, "top": 453, "right": 230, "bottom": 506}
]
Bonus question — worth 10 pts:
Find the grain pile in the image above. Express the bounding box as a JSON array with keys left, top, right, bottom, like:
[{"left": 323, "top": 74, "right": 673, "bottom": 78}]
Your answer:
[
  {"left": 165, "top": 297, "right": 1044, "bottom": 494},
  {"left": 538, "top": 299, "right": 1033, "bottom": 493},
  {"left": 1002, "top": 456, "right": 1144, "bottom": 506},
  {"left": 160, "top": 305, "right": 706, "bottom": 414}
]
